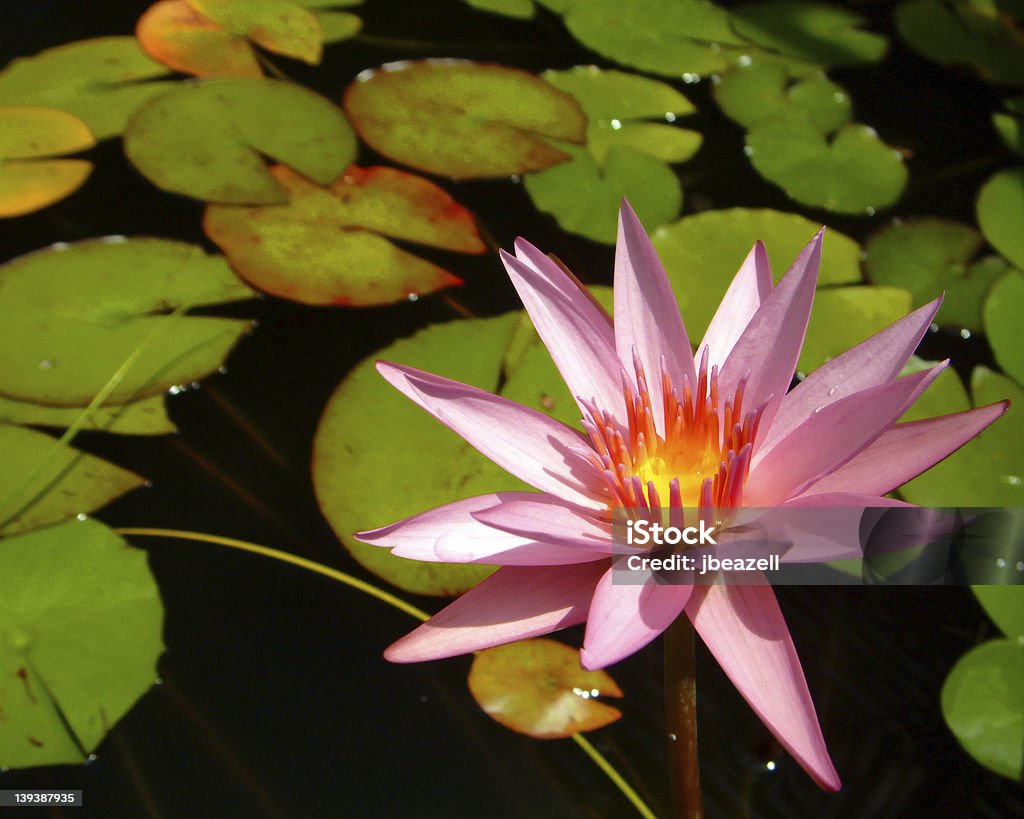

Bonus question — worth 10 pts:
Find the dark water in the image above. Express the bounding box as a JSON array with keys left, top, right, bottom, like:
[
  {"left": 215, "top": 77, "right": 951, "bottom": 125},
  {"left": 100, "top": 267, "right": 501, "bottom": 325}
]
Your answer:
[{"left": 3, "top": 1, "right": 1023, "bottom": 817}]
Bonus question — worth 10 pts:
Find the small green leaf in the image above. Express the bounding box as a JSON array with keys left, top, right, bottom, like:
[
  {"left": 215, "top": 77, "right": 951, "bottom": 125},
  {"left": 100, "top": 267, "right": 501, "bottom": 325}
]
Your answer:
[
  {"left": 973, "top": 586, "right": 1024, "bottom": 638},
  {"left": 731, "top": 1, "right": 887, "bottom": 67},
  {"left": 468, "top": 639, "right": 623, "bottom": 739},
  {"left": 983, "top": 271, "right": 1024, "bottom": 385},
  {"left": 124, "top": 78, "right": 355, "bottom": 204},
  {"left": 745, "top": 118, "right": 907, "bottom": 214},
  {"left": 0, "top": 238, "right": 254, "bottom": 406},
  {"left": 204, "top": 165, "right": 482, "bottom": 306},
  {"left": 713, "top": 59, "right": 851, "bottom": 133},
  {"left": 543, "top": 66, "right": 702, "bottom": 165},
  {"left": 0, "top": 425, "right": 144, "bottom": 536},
  {"left": 343, "top": 60, "right": 586, "bottom": 180},
  {"left": 941, "top": 638, "right": 1024, "bottom": 780},
  {"left": 0, "top": 394, "right": 176, "bottom": 436},
  {"left": 313, "top": 314, "right": 529, "bottom": 596},
  {"left": 864, "top": 218, "right": 1006, "bottom": 330},
  {"left": 524, "top": 144, "right": 682, "bottom": 244},
  {"left": 561, "top": 0, "right": 746, "bottom": 77},
  {"left": 0, "top": 38, "right": 174, "bottom": 140},
  {"left": 651, "top": 208, "right": 863, "bottom": 341},
  {"left": 993, "top": 96, "right": 1024, "bottom": 156},
  {"left": 0, "top": 518, "right": 164, "bottom": 768},
  {"left": 895, "top": 0, "right": 1024, "bottom": 86},
  {"left": 977, "top": 168, "right": 1024, "bottom": 270}
]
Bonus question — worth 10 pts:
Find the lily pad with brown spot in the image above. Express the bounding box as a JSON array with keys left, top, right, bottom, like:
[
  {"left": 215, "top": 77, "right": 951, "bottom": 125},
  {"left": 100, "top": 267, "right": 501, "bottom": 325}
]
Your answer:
[
  {"left": 468, "top": 638, "right": 623, "bottom": 739},
  {"left": 204, "top": 165, "right": 483, "bottom": 306},
  {"left": 342, "top": 60, "right": 586, "bottom": 179}
]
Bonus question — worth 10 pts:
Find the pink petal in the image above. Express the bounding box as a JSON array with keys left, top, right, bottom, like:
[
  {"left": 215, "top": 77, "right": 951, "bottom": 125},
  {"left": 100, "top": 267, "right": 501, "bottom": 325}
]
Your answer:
[
  {"left": 502, "top": 242, "right": 623, "bottom": 420},
  {"left": 699, "top": 240, "right": 773, "bottom": 373},
  {"left": 762, "top": 298, "right": 942, "bottom": 454},
  {"left": 580, "top": 568, "right": 692, "bottom": 670},
  {"left": 472, "top": 494, "right": 613, "bottom": 551},
  {"left": 378, "top": 362, "right": 606, "bottom": 510},
  {"left": 614, "top": 200, "right": 697, "bottom": 429},
  {"left": 745, "top": 365, "right": 945, "bottom": 506},
  {"left": 685, "top": 580, "right": 841, "bottom": 792},
  {"left": 801, "top": 402, "right": 1009, "bottom": 496},
  {"left": 383, "top": 562, "right": 607, "bottom": 663},
  {"left": 356, "top": 493, "right": 608, "bottom": 565},
  {"left": 719, "top": 230, "right": 823, "bottom": 441}
]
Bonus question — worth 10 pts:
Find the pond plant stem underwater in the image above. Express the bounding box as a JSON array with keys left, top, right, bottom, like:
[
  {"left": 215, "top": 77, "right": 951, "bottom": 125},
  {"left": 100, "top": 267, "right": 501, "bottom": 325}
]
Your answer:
[
  {"left": 115, "top": 527, "right": 658, "bottom": 819},
  {"left": 665, "top": 616, "right": 702, "bottom": 819}
]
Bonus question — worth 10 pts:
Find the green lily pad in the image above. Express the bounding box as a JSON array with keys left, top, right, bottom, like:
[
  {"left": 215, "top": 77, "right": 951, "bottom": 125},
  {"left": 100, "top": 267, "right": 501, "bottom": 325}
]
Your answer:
[
  {"left": 204, "top": 164, "right": 482, "bottom": 306},
  {"left": 899, "top": 366, "right": 1022, "bottom": 506},
  {"left": 0, "top": 38, "right": 174, "bottom": 140},
  {"left": 800, "top": 285, "right": 913, "bottom": 373},
  {"left": 993, "top": 96, "right": 1024, "bottom": 155},
  {"left": 895, "top": 0, "right": 1024, "bottom": 86},
  {"left": 313, "top": 314, "right": 529, "bottom": 596},
  {"left": 0, "top": 238, "right": 255, "bottom": 407},
  {"left": 0, "top": 517, "right": 164, "bottom": 768},
  {"left": 543, "top": 67, "right": 702, "bottom": 165},
  {"left": 561, "top": 0, "right": 747, "bottom": 77},
  {"left": 973, "top": 586, "right": 1024, "bottom": 638},
  {"left": 731, "top": 1, "right": 887, "bottom": 67},
  {"left": 941, "top": 638, "right": 1024, "bottom": 780},
  {"left": 187, "top": 0, "right": 323, "bottom": 63},
  {"left": 124, "top": 78, "right": 355, "bottom": 204},
  {"left": 745, "top": 118, "right": 908, "bottom": 214},
  {"left": 524, "top": 144, "right": 682, "bottom": 244},
  {"left": 0, "top": 425, "right": 144, "bottom": 536},
  {"left": 864, "top": 218, "right": 1007, "bottom": 330},
  {"left": 713, "top": 59, "right": 851, "bottom": 133},
  {"left": 468, "top": 638, "right": 623, "bottom": 738},
  {"left": 0, "top": 395, "right": 175, "bottom": 436},
  {"left": 342, "top": 60, "right": 586, "bottom": 180},
  {"left": 983, "top": 270, "right": 1024, "bottom": 385},
  {"left": 977, "top": 168, "right": 1024, "bottom": 270},
  {"left": 651, "top": 208, "right": 863, "bottom": 341},
  {"left": 0, "top": 106, "right": 95, "bottom": 218}
]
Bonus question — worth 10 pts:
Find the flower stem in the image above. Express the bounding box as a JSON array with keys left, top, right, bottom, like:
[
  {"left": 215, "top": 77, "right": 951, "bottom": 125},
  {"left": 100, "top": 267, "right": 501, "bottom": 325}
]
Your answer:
[{"left": 665, "top": 614, "right": 703, "bottom": 819}]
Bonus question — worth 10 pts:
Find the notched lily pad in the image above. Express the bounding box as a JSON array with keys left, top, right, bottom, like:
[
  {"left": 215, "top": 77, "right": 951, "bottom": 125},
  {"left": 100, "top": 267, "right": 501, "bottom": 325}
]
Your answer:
[
  {"left": 187, "top": 0, "right": 323, "bottom": 63},
  {"left": 204, "top": 164, "right": 482, "bottom": 306},
  {"left": 0, "top": 238, "right": 255, "bottom": 406},
  {"left": 977, "top": 167, "right": 1024, "bottom": 270},
  {"left": 0, "top": 106, "right": 95, "bottom": 218},
  {"left": 124, "top": 77, "right": 356, "bottom": 203},
  {"left": 731, "top": 0, "right": 887, "bottom": 67},
  {"left": 0, "top": 517, "right": 164, "bottom": 768},
  {"left": 864, "top": 218, "right": 1006, "bottom": 330},
  {"left": 941, "top": 638, "right": 1024, "bottom": 780},
  {"left": 468, "top": 638, "right": 623, "bottom": 739},
  {"left": 524, "top": 144, "right": 682, "bottom": 245},
  {"left": 343, "top": 60, "right": 587, "bottom": 179},
  {"left": 982, "top": 270, "right": 1024, "bottom": 385},
  {"left": 745, "top": 118, "right": 907, "bottom": 213},
  {"left": 0, "top": 425, "right": 144, "bottom": 536},
  {"left": 973, "top": 585, "right": 1024, "bottom": 639},
  {"left": 0, "top": 37, "right": 174, "bottom": 140}
]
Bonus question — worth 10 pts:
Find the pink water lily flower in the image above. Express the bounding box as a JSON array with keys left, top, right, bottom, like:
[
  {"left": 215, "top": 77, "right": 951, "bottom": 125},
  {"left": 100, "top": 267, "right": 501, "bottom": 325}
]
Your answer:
[{"left": 357, "top": 202, "right": 1006, "bottom": 791}]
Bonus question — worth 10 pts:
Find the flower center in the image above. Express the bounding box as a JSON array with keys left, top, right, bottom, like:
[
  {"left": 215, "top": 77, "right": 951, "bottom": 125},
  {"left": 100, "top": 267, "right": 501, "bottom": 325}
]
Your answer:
[{"left": 581, "top": 348, "right": 765, "bottom": 513}]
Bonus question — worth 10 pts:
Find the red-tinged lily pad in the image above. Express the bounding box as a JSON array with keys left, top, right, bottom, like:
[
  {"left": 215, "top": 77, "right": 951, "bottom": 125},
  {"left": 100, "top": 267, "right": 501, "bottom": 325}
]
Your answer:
[
  {"left": 0, "top": 424, "right": 144, "bottom": 536},
  {"left": 468, "top": 638, "right": 623, "bottom": 739},
  {"left": 342, "top": 60, "right": 587, "bottom": 179},
  {"left": 124, "top": 78, "right": 356, "bottom": 204},
  {"left": 137, "top": 0, "right": 264, "bottom": 77},
  {"left": 186, "top": 0, "right": 323, "bottom": 63},
  {"left": 0, "top": 106, "right": 95, "bottom": 218},
  {"left": 0, "top": 518, "right": 164, "bottom": 768},
  {"left": 0, "top": 238, "right": 255, "bottom": 407},
  {"left": 205, "top": 164, "right": 482, "bottom": 306},
  {"left": 0, "top": 38, "right": 174, "bottom": 140}
]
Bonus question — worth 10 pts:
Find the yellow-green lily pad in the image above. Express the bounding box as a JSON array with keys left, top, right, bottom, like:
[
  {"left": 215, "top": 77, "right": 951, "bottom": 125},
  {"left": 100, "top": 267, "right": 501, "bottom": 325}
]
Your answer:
[
  {"left": 343, "top": 60, "right": 586, "bottom": 179},
  {"left": 973, "top": 586, "right": 1024, "bottom": 639},
  {"left": 0, "top": 394, "right": 176, "bottom": 437},
  {"left": 983, "top": 271, "right": 1024, "bottom": 385},
  {"left": 0, "top": 238, "right": 255, "bottom": 406},
  {"left": 468, "top": 638, "right": 623, "bottom": 739},
  {"left": 123, "top": 78, "right": 356, "bottom": 204},
  {"left": 977, "top": 168, "right": 1024, "bottom": 270},
  {"left": 0, "top": 518, "right": 164, "bottom": 768}
]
